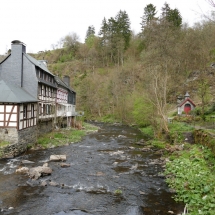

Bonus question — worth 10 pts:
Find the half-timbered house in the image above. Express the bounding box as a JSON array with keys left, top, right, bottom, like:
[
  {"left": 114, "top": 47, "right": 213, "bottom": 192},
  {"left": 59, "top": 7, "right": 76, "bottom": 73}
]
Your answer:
[
  {"left": 54, "top": 76, "right": 76, "bottom": 127},
  {"left": 0, "top": 40, "right": 57, "bottom": 135},
  {"left": 0, "top": 80, "right": 38, "bottom": 153},
  {"left": 0, "top": 40, "right": 77, "bottom": 155}
]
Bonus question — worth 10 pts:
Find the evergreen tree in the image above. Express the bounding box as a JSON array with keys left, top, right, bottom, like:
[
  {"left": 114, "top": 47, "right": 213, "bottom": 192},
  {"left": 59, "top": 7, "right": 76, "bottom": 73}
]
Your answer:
[
  {"left": 140, "top": 3, "right": 157, "bottom": 30},
  {"left": 161, "top": 2, "right": 170, "bottom": 19},
  {"left": 99, "top": 18, "right": 109, "bottom": 42},
  {"left": 115, "top": 10, "right": 131, "bottom": 50},
  {"left": 167, "top": 8, "right": 182, "bottom": 27},
  {"left": 85, "top": 25, "right": 95, "bottom": 42},
  {"left": 161, "top": 2, "right": 182, "bottom": 28}
]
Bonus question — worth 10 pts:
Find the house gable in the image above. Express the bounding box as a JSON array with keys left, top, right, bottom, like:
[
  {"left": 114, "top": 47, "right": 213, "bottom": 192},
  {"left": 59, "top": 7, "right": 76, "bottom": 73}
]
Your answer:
[{"left": 178, "top": 98, "right": 196, "bottom": 108}]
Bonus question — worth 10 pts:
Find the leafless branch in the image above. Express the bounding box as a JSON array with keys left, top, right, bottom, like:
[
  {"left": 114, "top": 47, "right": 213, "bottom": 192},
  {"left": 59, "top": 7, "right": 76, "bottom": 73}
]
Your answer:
[{"left": 206, "top": 0, "right": 215, "bottom": 7}]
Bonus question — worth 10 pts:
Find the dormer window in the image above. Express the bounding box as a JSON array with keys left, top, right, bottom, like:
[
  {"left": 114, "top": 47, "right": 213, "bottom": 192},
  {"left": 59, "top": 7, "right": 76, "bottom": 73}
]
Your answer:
[{"left": 39, "top": 70, "right": 43, "bottom": 78}]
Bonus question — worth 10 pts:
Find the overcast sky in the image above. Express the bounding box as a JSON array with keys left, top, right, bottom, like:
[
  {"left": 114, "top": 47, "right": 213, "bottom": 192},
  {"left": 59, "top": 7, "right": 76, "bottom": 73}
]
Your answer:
[{"left": 0, "top": 0, "right": 213, "bottom": 55}]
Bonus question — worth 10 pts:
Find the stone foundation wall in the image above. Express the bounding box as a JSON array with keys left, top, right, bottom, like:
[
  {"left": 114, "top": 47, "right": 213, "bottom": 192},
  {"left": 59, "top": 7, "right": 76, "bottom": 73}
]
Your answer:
[
  {"left": 0, "top": 128, "right": 18, "bottom": 144},
  {"left": 55, "top": 117, "right": 68, "bottom": 128},
  {"left": 37, "top": 120, "right": 54, "bottom": 136},
  {"left": 0, "top": 126, "right": 37, "bottom": 158},
  {"left": 0, "top": 119, "right": 64, "bottom": 158}
]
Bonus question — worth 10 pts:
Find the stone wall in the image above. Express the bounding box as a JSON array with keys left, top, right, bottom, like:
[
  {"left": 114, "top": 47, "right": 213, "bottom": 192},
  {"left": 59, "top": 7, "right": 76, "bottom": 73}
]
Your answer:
[
  {"left": 37, "top": 120, "right": 54, "bottom": 136},
  {"left": 0, "top": 126, "right": 37, "bottom": 158},
  {"left": 0, "top": 128, "right": 18, "bottom": 144},
  {"left": 194, "top": 129, "right": 215, "bottom": 155},
  {"left": 0, "top": 119, "right": 61, "bottom": 158}
]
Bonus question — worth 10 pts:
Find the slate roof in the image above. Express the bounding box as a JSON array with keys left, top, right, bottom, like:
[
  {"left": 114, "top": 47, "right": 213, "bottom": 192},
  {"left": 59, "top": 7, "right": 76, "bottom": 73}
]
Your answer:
[
  {"left": 24, "top": 53, "right": 54, "bottom": 76},
  {"left": 38, "top": 78, "right": 57, "bottom": 88},
  {"left": 54, "top": 76, "right": 76, "bottom": 92},
  {"left": 177, "top": 98, "right": 196, "bottom": 107},
  {"left": 0, "top": 80, "right": 38, "bottom": 103}
]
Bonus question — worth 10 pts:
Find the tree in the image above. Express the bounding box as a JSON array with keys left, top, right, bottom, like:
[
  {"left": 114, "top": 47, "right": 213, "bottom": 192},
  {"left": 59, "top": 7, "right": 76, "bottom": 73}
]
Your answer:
[
  {"left": 63, "top": 32, "right": 80, "bottom": 48},
  {"left": 161, "top": 2, "right": 171, "bottom": 19},
  {"left": 207, "top": 0, "right": 215, "bottom": 7},
  {"left": 99, "top": 17, "right": 110, "bottom": 66},
  {"left": 161, "top": 2, "right": 182, "bottom": 28},
  {"left": 115, "top": 10, "right": 131, "bottom": 50},
  {"left": 140, "top": 3, "right": 157, "bottom": 30},
  {"left": 85, "top": 25, "right": 95, "bottom": 42},
  {"left": 166, "top": 8, "right": 182, "bottom": 27},
  {"left": 99, "top": 18, "right": 109, "bottom": 40}
]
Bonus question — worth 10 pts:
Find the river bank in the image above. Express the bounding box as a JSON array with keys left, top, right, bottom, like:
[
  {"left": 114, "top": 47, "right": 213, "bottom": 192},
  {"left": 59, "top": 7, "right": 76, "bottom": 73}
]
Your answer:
[{"left": 33, "top": 122, "right": 99, "bottom": 149}]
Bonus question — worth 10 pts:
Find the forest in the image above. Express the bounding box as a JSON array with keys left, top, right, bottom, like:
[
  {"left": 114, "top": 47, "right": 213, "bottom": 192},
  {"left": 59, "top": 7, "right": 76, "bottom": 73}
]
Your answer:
[{"left": 28, "top": 2, "right": 215, "bottom": 136}]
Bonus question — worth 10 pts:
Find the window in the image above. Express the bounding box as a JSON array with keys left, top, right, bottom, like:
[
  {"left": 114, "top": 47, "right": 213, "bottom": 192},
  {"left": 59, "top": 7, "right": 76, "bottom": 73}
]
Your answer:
[
  {"left": 46, "top": 105, "right": 51, "bottom": 115},
  {"left": 23, "top": 105, "right": 27, "bottom": 119},
  {"left": 43, "top": 104, "right": 46, "bottom": 115},
  {"left": 36, "top": 68, "right": 39, "bottom": 78},
  {"left": 51, "top": 88, "right": 53, "bottom": 98},
  {"left": 39, "top": 70, "right": 43, "bottom": 78},
  {"left": 46, "top": 105, "right": 48, "bottom": 115},
  {"left": 39, "top": 103, "right": 42, "bottom": 115},
  {"left": 49, "top": 87, "right": 51, "bottom": 97},
  {"left": 38, "top": 84, "right": 42, "bottom": 96},
  {"left": 31, "top": 104, "right": 34, "bottom": 117},
  {"left": 46, "top": 87, "right": 49, "bottom": 97}
]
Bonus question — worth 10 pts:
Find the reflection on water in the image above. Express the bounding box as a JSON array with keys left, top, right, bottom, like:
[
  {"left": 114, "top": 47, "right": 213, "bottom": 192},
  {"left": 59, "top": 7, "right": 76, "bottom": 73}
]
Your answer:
[{"left": 0, "top": 123, "right": 184, "bottom": 215}]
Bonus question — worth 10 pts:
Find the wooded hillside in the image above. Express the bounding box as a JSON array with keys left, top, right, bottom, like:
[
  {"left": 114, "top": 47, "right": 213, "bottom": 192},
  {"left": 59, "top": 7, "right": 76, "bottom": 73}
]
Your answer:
[{"left": 27, "top": 3, "right": 215, "bottom": 135}]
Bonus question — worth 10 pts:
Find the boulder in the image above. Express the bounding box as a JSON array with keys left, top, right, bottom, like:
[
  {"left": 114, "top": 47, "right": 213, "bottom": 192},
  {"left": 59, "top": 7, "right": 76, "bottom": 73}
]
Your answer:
[
  {"left": 96, "top": 171, "right": 105, "bottom": 176},
  {"left": 43, "top": 163, "right": 49, "bottom": 167},
  {"left": 21, "top": 160, "right": 34, "bottom": 164},
  {"left": 50, "top": 155, "right": 66, "bottom": 161},
  {"left": 49, "top": 181, "right": 59, "bottom": 186},
  {"left": 60, "top": 163, "right": 70, "bottom": 168},
  {"left": 40, "top": 181, "right": 48, "bottom": 186},
  {"left": 16, "top": 167, "right": 29, "bottom": 174},
  {"left": 29, "top": 166, "right": 52, "bottom": 180}
]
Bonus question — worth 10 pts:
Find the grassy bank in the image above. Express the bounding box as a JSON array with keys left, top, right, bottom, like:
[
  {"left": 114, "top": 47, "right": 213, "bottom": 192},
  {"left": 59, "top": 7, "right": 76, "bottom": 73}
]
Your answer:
[
  {"left": 164, "top": 144, "right": 215, "bottom": 214},
  {"left": 35, "top": 122, "right": 98, "bottom": 149}
]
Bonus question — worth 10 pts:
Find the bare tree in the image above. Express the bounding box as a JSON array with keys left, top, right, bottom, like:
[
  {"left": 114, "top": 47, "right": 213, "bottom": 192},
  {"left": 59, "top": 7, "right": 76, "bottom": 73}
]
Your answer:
[
  {"left": 207, "top": 0, "right": 215, "bottom": 7},
  {"left": 63, "top": 32, "right": 80, "bottom": 48}
]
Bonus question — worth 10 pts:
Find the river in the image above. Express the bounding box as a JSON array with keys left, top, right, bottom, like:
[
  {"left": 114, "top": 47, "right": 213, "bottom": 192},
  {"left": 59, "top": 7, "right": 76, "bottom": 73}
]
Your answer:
[{"left": 0, "top": 123, "right": 184, "bottom": 215}]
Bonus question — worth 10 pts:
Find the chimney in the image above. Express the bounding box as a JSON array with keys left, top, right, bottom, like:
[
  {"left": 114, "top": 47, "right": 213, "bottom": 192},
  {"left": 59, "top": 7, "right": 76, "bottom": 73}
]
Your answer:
[
  {"left": 11, "top": 40, "right": 26, "bottom": 87},
  {"left": 63, "top": 75, "right": 70, "bottom": 87},
  {"left": 11, "top": 40, "right": 26, "bottom": 54}
]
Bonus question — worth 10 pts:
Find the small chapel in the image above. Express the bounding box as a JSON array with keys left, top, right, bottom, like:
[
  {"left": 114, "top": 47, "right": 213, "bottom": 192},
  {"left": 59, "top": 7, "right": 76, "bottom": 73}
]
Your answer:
[{"left": 177, "top": 92, "right": 196, "bottom": 115}]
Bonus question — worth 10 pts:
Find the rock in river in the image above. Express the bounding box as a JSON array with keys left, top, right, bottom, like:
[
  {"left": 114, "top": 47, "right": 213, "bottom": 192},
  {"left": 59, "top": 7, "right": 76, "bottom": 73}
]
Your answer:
[
  {"left": 29, "top": 166, "right": 52, "bottom": 180},
  {"left": 16, "top": 167, "right": 29, "bottom": 174},
  {"left": 60, "top": 162, "right": 71, "bottom": 168},
  {"left": 50, "top": 155, "right": 67, "bottom": 161}
]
